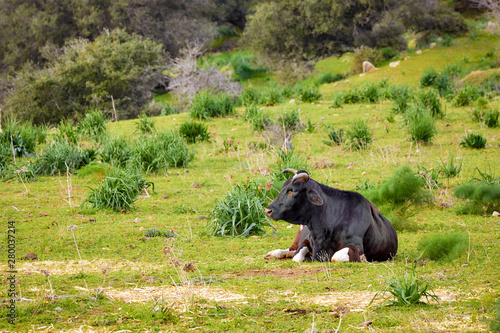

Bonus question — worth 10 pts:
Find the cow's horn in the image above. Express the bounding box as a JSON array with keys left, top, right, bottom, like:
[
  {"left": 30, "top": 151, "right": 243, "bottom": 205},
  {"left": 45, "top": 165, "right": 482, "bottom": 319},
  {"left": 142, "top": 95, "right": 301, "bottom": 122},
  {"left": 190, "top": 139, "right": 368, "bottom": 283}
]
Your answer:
[
  {"left": 292, "top": 172, "right": 309, "bottom": 182},
  {"left": 281, "top": 168, "right": 298, "bottom": 175}
]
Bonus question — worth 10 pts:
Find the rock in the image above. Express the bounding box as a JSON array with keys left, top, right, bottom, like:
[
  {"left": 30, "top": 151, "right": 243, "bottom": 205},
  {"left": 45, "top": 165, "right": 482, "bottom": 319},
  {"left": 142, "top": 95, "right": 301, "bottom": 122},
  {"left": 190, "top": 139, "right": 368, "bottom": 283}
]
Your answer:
[
  {"left": 493, "top": 211, "right": 500, "bottom": 217},
  {"left": 429, "top": 42, "right": 436, "bottom": 48},
  {"left": 139, "top": 227, "right": 144, "bottom": 232},
  {"left": 134, "top": 217, "right": 141, "bottom": 223},
  {"left": 54, "top": 307, "right": 63, "bottom": 312},
  {"left": 87, "top": 218, "right": 96, "bottom": 223},
  {"left": 389, "top": 61, "right": 400, "bottom": 68},
  {"left": 39, "top": 211, "right": 49, "bottom": 217},
  {"left": 126, "top": 244, "right": 135, "bottom": 249},
  {"left": 362, "top": 61, "right": 378, "bottom": 74},
  {"left": 289, "top": 99, "right": 295, "bottom": 103},
  {"left": 404, "top": 56, "right": 411, "bottom": 61},
  {"left": 191, "top": 183, "right": 203, "bottom": 188},
  {"left": 23, "top": 253, "right": 38, "bottom": 260},
  {"left": 485, "top": 21, "right": 498, "bottom": 34},
  {"left": 197, "top": 216, "right": 208, "bottom": 220},
  {"left": 161, "top": 194, "right": 169, "bottom": 199},
  {"left": 358, "top": 320, "right": 373, "bottom": 328},
  {"left": 416, "top": 50, "right": 422, "bottom": 55}
]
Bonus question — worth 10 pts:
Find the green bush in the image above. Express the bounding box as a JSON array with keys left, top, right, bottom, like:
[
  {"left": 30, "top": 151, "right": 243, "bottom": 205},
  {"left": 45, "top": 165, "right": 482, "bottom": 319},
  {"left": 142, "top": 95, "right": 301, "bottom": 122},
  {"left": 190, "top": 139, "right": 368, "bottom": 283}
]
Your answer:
[
  {"left": 365, "top": 166, "right": 430, "bottom": 206},
  {"left": 81, "top": 168, "right": 153, "bottom": 212},
  {"left": 460, "top": 133, "right": 487, "bottom": 149},
  {"left": 438, "top": 155, "right": 462, "bottom": 180},
  {"left": 346, "top": 120, "right": 372, "bottom": 150},
  {"left": 179, "top": 121, "right": 210, "bottom": 144},
  {"left": 298, "top": 85, "right": 322, "bottom": 103},
  {"left": 207, "top": 181, "right": 275, "bottom": 237},
  {"left": 389, "top": 85, "right": 413, "bottom": 114},
  {"left": 0, "top": 118, "right": 40, "bottom": 157},
  {"left": 276, "top": 108, "right": 303, "bottom": 131},
  {"left": 78, "top": 110, "right": 107, "bottom": 139},
  {"left": 135, "top": 112, "right": 156, "bottom": 135},
  {"left": 352, "top": 46, "right": 383, "bottom": 74},
  {"left": 359, "top": 82, "right": 381, "bottom": 103},
  {"left": 314, "top": 72, "right": 344, "bottom": 85},
  {"left": 452, "top": 85, "right": 482, "bottom": 107},
  {"left": 100, "top": 137, "right": 132, "bottom": 167},
  {"left": 130, "top": 131, "right": 192, "bottom": 173},
  {"left": 454, "top": 181, "right": 500, "bottom": 215},
  {"left": 420, "top": 68, "right": 438, "bottom": 88},
  {"left": 441, "top": 34, "right": 453, "bottom": 47},
  {"left": 34, "top": 142, "right": 96, "bottom": 175},
  {"left": 417, "top": 231, "right": 468, "bottom": 261},
  {"left": 484, "top": 110, "right": 499, "bottom": 128},
  {"left": 404, "top": 105, "right": 437, "bottom": 143},
  {"left": 190, "top": 90, "right": 235, "bottom": 120},
  {"left": 160, "top": 102, "right": 181, "bottom": 116},
  {"left": 324, "top": 127, "right": 345, "bottom": 146},
  {"left": 54, "top": 119, "right": 80, "bottom": 145},
  {"left": 262, "top": 86, "right": 283, "bottom": 106},
  {"left": 239, "top": 86, "right": 263, "bottom": 107},
  {"left": 380, "top": 47, "right": 398, "bottom": 59},
  {"left": 245, "top": 105, "right": 271, "bottom": 131},
  {"left": 414, "top": 89, "right": 444, "bottom": 118}
]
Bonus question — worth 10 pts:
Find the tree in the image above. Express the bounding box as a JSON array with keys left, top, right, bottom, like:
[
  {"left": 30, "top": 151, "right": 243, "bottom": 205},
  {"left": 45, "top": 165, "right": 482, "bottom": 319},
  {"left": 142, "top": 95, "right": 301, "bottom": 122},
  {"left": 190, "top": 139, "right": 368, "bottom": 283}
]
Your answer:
[
  {"left": 469, "top": 0, "right": 500, "bottom": 20},
  {"left": 4, "top": 29, "right": 166, "bottom": 124}
]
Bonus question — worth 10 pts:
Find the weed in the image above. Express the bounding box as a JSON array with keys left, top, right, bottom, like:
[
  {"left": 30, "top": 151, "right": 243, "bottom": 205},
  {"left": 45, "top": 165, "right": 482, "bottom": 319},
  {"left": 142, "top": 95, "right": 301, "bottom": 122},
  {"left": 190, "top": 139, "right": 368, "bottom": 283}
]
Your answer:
[
  {"left": 346, "top": 120, "right": 372, "bottom": 150},
  {"left": 417, "top": 165, "right": 441, "bottom": 189},
  {"left": 151, "top": 297, "right": 179, "bottom": 324},
  {"left": 314, "top": 72, "right": 344, "bottom": 85},
  {"left": 54, "top": 118, "right": 80, "bottom": 145},
  {"left": 330, "top": 94, "right": 344, "bottom": 108},
  {"left": 299, "top": 85, "right": 322, "bottom": 103},
  {"left": 417, "top": 231, "right": 468, "bottom": 261},
  {"left": 371, "top": 265, "right": 438, "bottom": 307},
  {"left": 452, "top": 85, "right": 482, "bottom": 107},
  {"left": 454, "top": 181, "right": 500, "bottom": 215},
  {"left": 190, "top": 90, "right": 235, "bottom": 120},
  {"left": 438, "top": 155, "right": 462, "bottom": 180},
  {"left": 239, "top": 86, "right": 262, "bottom": 107},
  {"left": 34, "top": 142, "right": 96, "bottom": 175},
  {"left": 262, "top": 86, "right": 283, "bottom": 106},
  {"left": 100, "top": 136, "right": 132, "bottom": 167},
  {"left": 130, "top": 131, "right": 192, "bottom": 173},
  {"left": 404, "top": 105, "right": 437, "bottom": 143},
  {"left": 220, "top": 137, "right": 238, "bottom": 153},
  {"left": 81, "top": 167, "right": 153, "bottom": 212},
  {"left": 472, "top": 167, "right": 500, "bottom": 185},
  {"left": 420, "top": 68, "right": 438, "bottom": 88},
  {"left": 460, "top": 133, "right": 487, "bottom": 149},
  {"left": 389, "top": 85, "right": 412, "bottom": 114},
  {"left": 359, "top": 82, "right": 381, "bottom": 103},
  {"left": 484, "top": 110, "right": 499, "bottom": 128},
  {"left": 145, "top": 229, "right": 177, "bottom": 238},
  {"left": 78, "top": 110, "right": 107, "bottom": 139},
  {"left": 305, "top": 119, "right": 316, "bottom": 133},
  {"left": 277, "top": 108, "right": 303, "bottom": 132},
  {"left": 324, "top": 127, "right": 345, "bottom": 146},
  {"left": 161, "top": 102, "right": 180, "bottom": 116},
  {"left": 207, "top": 181, "right": 274, "bottom": 237},
  {"left": 441, "top": 34, "right": 453, "bottom": 47},
  {"left": 179, "top": 121, "right": 210, "bottom": 144},
  {"left": 414, "top": 89, "right": 444, "bottom": 118},
  {"left": 245, "top": 105, "right": 271, "bottom": 131},
  {"left": 135, "top": 112, "right": 156, "bottom": 135}
]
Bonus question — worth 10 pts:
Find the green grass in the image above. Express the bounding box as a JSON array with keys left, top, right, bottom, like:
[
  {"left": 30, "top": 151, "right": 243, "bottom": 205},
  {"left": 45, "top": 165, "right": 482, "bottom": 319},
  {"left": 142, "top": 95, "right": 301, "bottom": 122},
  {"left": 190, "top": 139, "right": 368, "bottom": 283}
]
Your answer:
[{"left": 1, "top": 32, "right": 499, "bottom": 332}]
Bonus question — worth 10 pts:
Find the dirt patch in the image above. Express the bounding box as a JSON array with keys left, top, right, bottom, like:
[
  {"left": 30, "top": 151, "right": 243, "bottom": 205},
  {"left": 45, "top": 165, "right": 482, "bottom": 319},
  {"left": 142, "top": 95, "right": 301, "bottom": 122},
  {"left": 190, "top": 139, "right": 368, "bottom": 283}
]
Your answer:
[
  {"left": 236, "top": 267, "right": 338, "bottom": 278},
  {"left": 103, "top": 285, "right": 246, "bottom": 312},
  {"left": 13, "top": 259, "right": 166, "bottom": 276}
]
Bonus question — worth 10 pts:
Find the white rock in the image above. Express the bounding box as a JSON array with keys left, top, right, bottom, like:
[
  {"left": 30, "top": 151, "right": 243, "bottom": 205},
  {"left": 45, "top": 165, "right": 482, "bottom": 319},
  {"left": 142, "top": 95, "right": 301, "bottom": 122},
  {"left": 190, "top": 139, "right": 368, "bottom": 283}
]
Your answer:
[
  {"left": 493, "top": 211, "right": 500, "bottom": 217},
  {"left": 389, "top": 61, "right": 400, "bottom": 68}
]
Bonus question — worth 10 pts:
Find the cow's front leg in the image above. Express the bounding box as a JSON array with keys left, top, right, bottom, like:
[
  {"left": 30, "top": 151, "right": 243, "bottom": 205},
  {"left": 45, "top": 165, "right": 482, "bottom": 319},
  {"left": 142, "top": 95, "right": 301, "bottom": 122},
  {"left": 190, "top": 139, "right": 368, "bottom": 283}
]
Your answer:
[
  {"left": 331, "top": 246, "right": 363, "bottom": 262},
  {"left": 264, "top": 249, "right": 294, "bottom": 260}
]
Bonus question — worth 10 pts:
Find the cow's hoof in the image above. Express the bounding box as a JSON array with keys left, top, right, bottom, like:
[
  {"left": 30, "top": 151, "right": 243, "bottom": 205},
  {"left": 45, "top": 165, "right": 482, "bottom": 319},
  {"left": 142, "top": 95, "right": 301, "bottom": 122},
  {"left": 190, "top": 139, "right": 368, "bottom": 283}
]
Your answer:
[
  {"left": 264, "top": 249, "right": 288, "bottom": 260},
  {"left": 331, "top": 247, "right": 350, "bottom": 262},
  {"left": 292, "top": 247, "right": 309, "bottom": 263}
]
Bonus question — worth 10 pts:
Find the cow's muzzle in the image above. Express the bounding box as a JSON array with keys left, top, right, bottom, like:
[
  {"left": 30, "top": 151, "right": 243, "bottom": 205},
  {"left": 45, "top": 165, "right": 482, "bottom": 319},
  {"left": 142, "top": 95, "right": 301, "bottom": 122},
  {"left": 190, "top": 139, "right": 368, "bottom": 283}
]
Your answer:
[{"left": 265, "top": 208, "right": 273, "bottom": 218}]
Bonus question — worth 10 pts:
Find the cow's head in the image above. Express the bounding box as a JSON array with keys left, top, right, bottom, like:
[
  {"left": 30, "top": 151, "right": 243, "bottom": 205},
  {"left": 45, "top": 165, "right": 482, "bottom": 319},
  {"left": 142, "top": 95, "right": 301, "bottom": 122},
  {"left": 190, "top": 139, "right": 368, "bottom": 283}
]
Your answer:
[{"left": 265, "top": 169, "right": 324, "bottom": 224}]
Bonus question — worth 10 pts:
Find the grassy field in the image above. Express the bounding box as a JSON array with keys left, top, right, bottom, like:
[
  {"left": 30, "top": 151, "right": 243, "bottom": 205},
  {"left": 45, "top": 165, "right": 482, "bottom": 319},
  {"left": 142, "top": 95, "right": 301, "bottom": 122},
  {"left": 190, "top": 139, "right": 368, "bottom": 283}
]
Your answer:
[{"left": 1, "top": 32, "right": 500, "bottom": 332}]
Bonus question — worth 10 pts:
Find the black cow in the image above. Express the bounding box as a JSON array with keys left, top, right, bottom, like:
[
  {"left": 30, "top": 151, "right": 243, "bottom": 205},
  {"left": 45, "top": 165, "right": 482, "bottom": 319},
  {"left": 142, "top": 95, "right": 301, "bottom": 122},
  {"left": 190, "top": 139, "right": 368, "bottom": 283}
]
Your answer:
[{"left": 264, "top": 169, "right": 398, "bottom": 262}]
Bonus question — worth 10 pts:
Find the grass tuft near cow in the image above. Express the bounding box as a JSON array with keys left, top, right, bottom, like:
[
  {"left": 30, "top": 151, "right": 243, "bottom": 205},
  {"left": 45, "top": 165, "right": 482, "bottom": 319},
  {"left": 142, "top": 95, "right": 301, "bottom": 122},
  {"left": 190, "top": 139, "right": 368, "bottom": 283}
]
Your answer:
[{"left": 264, "top": 169, "right": 398, "bottom": 263}]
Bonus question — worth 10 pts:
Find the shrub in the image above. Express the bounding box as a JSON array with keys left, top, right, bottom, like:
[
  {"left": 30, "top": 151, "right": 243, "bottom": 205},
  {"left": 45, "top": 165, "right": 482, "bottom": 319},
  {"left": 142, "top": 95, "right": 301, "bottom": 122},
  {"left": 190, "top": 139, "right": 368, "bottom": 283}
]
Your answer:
[
  {"left": 352, "top": 46, "right": 383, "bottom": 74},
  {"left": 441, "top": 34, "right": 453, "bottom": 47},
  {"left": 135, "top": 112, "right": 156, "bottom": 135},
  {"left": 54, "top": 119, "right": 80, "bottom": 145},
  {"left": 484, "top": 110, "right": 499, "bottom": 128},
  {"left": 276, "top": 108, "right": 303, "bottom": 132},
  {"left": 34, "top": 142, "right": 96, "bottom": 175},
  {"left": 100, "top": 137, "right": 132, "bottom": 167},
  {"left": 342, "top": 90, "right": 361, "bottom": 104},
  {"left": 190, "top": 90, "right": 235, "bottom": 120},
  {"left": 78, "top": 110, "right": 107, "bottom": 139},
  {"left": 239, "top": 86, "right": 262, "bottom": 107},
  {"left": 81, "top": 168, "right": 153, "bottom": 212},
  {"left": 452, "top": 85, "right": 482, "bottom": 107},
  {"left": 314, "top": 72, "right": 344, "bottom": 85},
  {"left": 420, "top": 68, "right": 438, "bottom": 88},
  {"left": 414, "top": 89, "right": 444, "bottom": 118},
  {"left": 245, "top": 105, "right": 271, "bottom": 131},
  {"left": 359, "top": 82, "right": 381, "bottom": 103},
  {"left": 389, "top": 85, "right": 412, "bottom": 114},
  {"left": 330, "top": 94, "right": 344, "bottom": 108},
  {"left": 404, "top": 105, "right": 437, "bottom": 143},
  {"left": 160, "top": 102, "right": 180, "bottom": 116},
  {"left": 365, "top": 166, "right": 430, "bottom": 206},
  {"left": 417, "top": 231, "right": 468, "bottom": 261},
  {"left": 179, "top": 121, "right": 210, "bottom": 144},
  {"left": 262, "top": 86, "right": 283, "bottom": 106},
  {"left": 0, "top": 118, "right": 40, "bottom": 157},
  {"left": 298, "top": 85, "right": 322, "bottom": 103},
  {"left": 438, "top": 155, "right": 462, "bottom": 180},
  {"left": 371, "top": 265, "right": 438, "bottom": 307},
  {"left": 460, "top": 133, "right": 487, "bottom": 149},
  {"left": 454, "top": 181, "right": 500, "bottom": 215},
  {"left": 324, "top": 127, "right": 345, "bottom": 146},
  {"left": 346, "top": 120, "right": 372, "bottom": 150},
  {"left": 130, "top": 131, "right": 192, "bottom": 173},
  {"left": 207, "top": 181, "right": 275, "bottom": 237},
  {"left": 380, "top": 47, "right": 398, "bottom": 59}
]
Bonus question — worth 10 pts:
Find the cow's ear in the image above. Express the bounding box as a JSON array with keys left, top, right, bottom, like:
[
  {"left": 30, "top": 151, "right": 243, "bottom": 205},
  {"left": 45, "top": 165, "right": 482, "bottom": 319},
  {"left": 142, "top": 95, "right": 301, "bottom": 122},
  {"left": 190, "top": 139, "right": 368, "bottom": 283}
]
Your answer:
[{"left": 307, "top": 189, "right": 324, "bottom": 206}]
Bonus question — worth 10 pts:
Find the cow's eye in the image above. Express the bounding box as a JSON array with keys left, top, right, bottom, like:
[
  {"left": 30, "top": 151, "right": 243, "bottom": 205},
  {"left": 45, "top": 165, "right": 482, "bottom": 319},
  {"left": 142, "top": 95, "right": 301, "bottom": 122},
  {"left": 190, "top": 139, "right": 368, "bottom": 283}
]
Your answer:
[{"left": 288, "top": 189, "right": 298, "bottom": 195}]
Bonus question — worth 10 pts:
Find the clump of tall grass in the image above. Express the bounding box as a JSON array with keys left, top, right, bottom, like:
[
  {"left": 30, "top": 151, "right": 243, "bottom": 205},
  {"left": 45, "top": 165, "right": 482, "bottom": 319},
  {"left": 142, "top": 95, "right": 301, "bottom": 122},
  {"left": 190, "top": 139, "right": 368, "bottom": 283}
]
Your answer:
[
  {"left": 34, "top": 142, "right": 96, "bottom": 175},
  {"left": 271, "top": 150, "right": 308, "bottom": 181},
  {"left": 190, "top": 90, "right": 235, "bottom": 120},
  {"left": 438, "top": 155, "right": 462, "bottom": 180},
  {"left": 460, "top": 133, "right": 487, "bottom": 149},
  {"left": 414, "top": 89, "right": 444, "bottom": 118},
  {"left": 323, "top": 126, "right": 345, "bottom": 146},
  {"left": 207, "top": 181, "right": 275, "bottom": 237},
  {"left": 54, "top": 118, "right": 80, "bottom": 145},
  {"left": 81, "top": 168, "right": 153, "bottom": 212},
  {"left": 261, "top": 86, "right": 283, "bottom": 106},
  {"left": 135, "top": 112, "right": 156, "bottom": 135},
  {"left": 78, "top": 110, "right": 107, "bottom": 139},
  {"left": 359, "top": 82, "right": 381, "bottom": 103},
  {"left": 346, "top": 120, "right": 372, "bottom": 150},
  {"left": 298, "top": 85, "right": 322, "bottom": 103},
  {"left": 160, "top": 102, "right": 180, "bottom": 116},
  {"left": 244, "top": 105, "right": 271, "bottom": 131},
  {"left": 454, "top": 180, "right": 500, "bottom": 215},
  {"left": 388, "top": 84, "right": 412, "bottom": 114},
  {"left": 276, "top": 108, "right": 303, "bottom": 132},
  {"left": 417, "top": 231, "right": 468, "bottom": 261},
  {"left": 404, "top": 105, "right": 437, "bottom": 143},
  {"left": 179, "top": 121, "right": 210, "bottom": 144},
  {"left": 452, "top": 85, "right": 483, "bottom": 107},
  {"left": 130, "top": 131, "right": 192, "bottom": 173},
  {"left": 371, "top": 265, "right": 438, "bottom": 307},
  {"left": 100, "top": 136, "right": 132, "bottom": 167},
  {"left": 239, "top": 86, "right": 262, "bottom": 107},
  {"left": 0, "top": 118, "right": 41, "bottom": 157},
  {"left": 484, "top": 110, "right": 499, "bottom": 128}
]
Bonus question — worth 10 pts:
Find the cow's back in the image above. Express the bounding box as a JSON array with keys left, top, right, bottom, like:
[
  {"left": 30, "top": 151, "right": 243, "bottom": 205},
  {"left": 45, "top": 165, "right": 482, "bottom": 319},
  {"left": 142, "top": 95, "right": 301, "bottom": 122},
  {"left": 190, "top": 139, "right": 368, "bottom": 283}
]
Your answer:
[{"left": 363, "top": 203, "right": 398, "bottom": 261}]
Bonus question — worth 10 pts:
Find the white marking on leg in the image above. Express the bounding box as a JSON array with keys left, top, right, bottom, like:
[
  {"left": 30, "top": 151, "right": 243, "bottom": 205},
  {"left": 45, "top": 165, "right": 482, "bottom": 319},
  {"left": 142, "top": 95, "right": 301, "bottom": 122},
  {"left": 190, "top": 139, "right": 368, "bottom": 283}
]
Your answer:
[
  {"left": 264, "top": 249, "right": 289, "bottom": 260},
  {"left": 331, "top": 247, "right": 350, "bottom": 262},
  {"left": 292, "top": 247, "right": 309, "bottom": 263}
]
